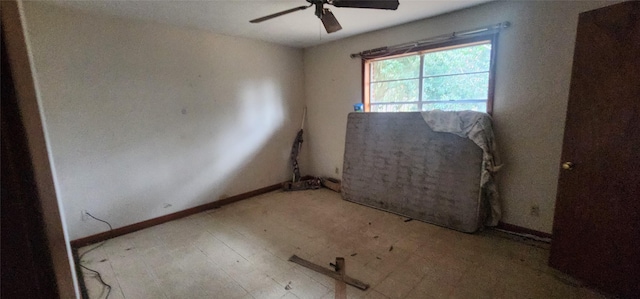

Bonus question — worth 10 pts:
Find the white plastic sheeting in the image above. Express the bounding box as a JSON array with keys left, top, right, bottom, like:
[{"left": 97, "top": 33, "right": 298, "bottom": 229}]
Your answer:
[{"left": 421, "top": 110, "right": 502, "bottom": 226}]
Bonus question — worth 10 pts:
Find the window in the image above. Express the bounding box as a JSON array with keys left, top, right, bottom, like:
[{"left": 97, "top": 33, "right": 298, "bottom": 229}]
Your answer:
[{"left": 363, "top": 36, "right": 496, "bottom": 114}]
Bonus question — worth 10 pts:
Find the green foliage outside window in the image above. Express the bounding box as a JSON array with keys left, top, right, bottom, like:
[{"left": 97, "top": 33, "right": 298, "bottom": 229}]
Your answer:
[
  {"left": 369, "top": 42, "right": 492, "bottom": 112},
  {"left": 371, "top": 55, "right": 420, "bottom": 81}
]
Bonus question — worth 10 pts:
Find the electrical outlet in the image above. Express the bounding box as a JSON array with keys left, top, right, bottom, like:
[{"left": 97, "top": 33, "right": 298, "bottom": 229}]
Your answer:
[
  {"left": 81, "top": 210, "right": 88, "bottom": 221},
  {"left": 530, "top": 205, "right": 540, "bottom": 217}
]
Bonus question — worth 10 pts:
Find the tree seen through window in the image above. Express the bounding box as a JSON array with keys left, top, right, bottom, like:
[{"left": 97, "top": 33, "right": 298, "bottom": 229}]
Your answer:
[{"left": 367, "top": 41, "right": 493, "bottom": 113}]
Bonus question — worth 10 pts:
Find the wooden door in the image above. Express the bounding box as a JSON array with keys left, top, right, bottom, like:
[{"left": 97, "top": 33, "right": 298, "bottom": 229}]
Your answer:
[{"left": 549, "top": 2, "right": 640, "bottom": 298}]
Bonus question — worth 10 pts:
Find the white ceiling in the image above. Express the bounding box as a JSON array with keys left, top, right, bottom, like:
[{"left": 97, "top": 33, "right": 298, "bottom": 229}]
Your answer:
[{"left": 48, "top": 0, "right": 492, "bottom": 48}]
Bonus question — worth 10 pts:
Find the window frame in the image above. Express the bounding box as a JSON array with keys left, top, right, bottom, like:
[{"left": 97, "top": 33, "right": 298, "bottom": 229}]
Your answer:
[{"left": 362, "top": 33, "right": 499, "bottom": 115}]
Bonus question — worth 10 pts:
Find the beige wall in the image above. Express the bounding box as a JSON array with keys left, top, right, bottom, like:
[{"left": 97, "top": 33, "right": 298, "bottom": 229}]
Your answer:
[
  {"left": 23, "top": 2, "right": 306, "bottom": 240},
  {"left": 303, "top": 1, "right": 616, "bottom": 234},
  {"left": 22, "top": 1, "right": 619, "bottom": 239}
]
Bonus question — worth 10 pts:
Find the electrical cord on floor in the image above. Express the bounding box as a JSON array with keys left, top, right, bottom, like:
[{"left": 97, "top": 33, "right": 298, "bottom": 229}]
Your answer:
[
  {"left": 80, "top": 212, "right": 113, "bottom": 299},
  {"left": 86, "top": 212, "right": 113, "bottom": 231}
]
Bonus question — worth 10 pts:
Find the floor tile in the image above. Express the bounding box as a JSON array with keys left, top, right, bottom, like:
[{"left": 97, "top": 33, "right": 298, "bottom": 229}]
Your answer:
[{"left": 78, "top": 189, "right": 596, "bottom": 299}]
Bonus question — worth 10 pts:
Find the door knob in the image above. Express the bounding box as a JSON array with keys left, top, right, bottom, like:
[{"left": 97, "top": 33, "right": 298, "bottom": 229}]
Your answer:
[{"left": 562, "top": 162, "right": 574, "bottom": 170}]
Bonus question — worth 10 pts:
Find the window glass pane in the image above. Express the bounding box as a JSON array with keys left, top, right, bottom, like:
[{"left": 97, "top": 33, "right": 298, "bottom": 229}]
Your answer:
[
  {"left": 365, "top": 39, "right": 494, "bottom": 113},
  {"left": 371, "top": 79, "right": 419, "bottom": 103},
  {"left": 422, "top": 102, "right": 486, "bottom": 112},
  {"left": 371, "top": 104, "right": 419, "bottom": 112},
  {"left": 423, "top": 43, "right": 491, "bottom": 76},
  {"left": 422, "top": 73, "right": 489, "bottom": 101},
  {"left": 371, "top": 55, "right": 420, "bottom": 82}
]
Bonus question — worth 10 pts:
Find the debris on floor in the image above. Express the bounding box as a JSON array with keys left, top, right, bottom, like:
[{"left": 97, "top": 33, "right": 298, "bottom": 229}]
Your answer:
[
  {"left": 404, "top": 218, "right": 413, "bottom": 222},
  {"left": 288, "top": 255, "right": 369, "bottom": 291},
  {"left": 329, "top": 262, "right": 338, "bottom": 270},
  {"left": 79, "top": 190, "right": 603, "bottom": 298},
  {"left": 373, "top": 235, "right": 379, "bottom": 239},
  {"left": 321, "top": 177, "right": 341, "bottom": 192},
  {"left": 389, "top": 246, "right": 393, "bottom": 252},
  {"left": 282, "top": 177, "right": 321, "bottom": 191},
  {"left": 350, "top": 253, "right": 357, "bottom": 257},
  {"left": 491, "top": 227, "right": 552, "bottom": 245}
]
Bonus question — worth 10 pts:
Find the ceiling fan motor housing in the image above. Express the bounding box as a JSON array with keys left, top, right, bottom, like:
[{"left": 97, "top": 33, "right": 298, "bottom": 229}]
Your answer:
[{"left": 314, "top": 1, "right": 324, "bottom": 18}]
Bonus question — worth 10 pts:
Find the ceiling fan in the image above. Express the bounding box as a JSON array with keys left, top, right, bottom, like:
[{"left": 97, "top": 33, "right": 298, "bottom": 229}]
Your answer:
[{"left": 250, "top": 0, "right": 400, "bottom": 34}]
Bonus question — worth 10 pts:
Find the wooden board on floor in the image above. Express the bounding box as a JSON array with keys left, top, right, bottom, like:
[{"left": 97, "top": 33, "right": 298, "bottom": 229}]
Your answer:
[
  {"left": 335, "top": 257, "right": 346, "bottom": 299},
  {"left": 288, "top": 255, "right": 369, "bottom": 291}
]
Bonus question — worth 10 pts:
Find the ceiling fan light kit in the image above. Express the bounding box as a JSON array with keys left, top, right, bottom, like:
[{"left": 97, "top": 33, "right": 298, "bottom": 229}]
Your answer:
[{"left": 250, "top": 0, "right": 400, "bottom": 34}]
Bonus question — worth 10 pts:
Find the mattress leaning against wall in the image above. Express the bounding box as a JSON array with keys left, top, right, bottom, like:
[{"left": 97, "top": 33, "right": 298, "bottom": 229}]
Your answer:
[{"left": 341, "top": 112, "right": 501, "bottom": 233}]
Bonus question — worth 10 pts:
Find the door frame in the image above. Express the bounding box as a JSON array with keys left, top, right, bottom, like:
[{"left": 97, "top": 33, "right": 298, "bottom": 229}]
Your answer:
[{"left": 1, "top": 0, "right": 79, "bottom": 297}]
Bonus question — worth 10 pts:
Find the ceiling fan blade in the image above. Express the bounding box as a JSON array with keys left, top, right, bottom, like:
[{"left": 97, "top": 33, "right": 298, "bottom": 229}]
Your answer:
[
  {"left": 250, "top": 5, "right": 310, "bottom": 23},
  {"left": 330, "top": 0, "right": 399, "bottom": 10},
  {"left": 321, "top": 9, "right": 342, "bottom": 33}
]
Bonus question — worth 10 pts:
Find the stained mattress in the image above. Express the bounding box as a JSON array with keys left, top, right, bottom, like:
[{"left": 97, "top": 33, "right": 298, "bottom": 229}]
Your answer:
[{"left": 341, "top": 112, "right": 486, "bottom": 233}]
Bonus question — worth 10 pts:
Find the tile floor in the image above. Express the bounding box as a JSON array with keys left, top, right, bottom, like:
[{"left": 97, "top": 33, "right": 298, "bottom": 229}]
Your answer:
[{"left": 79, "top": 189, "right": 605, "bottom": 299}]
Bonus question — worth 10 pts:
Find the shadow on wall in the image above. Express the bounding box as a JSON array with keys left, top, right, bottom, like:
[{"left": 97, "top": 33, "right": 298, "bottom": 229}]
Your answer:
[
  {"left": 21, "top": 1, "right": 303, "bottom": 240},
  {"left": 59, "top": 80, "right": 285, "bottom": 239}
]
